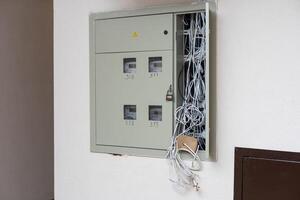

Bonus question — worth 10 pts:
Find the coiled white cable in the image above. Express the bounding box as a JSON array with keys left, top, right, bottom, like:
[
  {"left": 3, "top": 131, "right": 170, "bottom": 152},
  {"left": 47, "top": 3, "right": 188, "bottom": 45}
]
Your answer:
[{"left": 167, "top": 12, "right": 206, "bottom": 190}]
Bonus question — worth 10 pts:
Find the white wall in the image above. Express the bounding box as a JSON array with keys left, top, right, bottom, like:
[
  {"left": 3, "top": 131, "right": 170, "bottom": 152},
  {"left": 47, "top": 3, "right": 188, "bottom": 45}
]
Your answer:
[{"left": 54, "top": 0, "right": 300, "bottom": 199}]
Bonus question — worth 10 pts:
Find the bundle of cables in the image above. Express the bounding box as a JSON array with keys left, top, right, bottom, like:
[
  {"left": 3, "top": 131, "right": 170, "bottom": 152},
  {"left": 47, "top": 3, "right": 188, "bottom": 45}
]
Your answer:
[{"left": 167, "top": 12, "right": 207, "bottom": 190}]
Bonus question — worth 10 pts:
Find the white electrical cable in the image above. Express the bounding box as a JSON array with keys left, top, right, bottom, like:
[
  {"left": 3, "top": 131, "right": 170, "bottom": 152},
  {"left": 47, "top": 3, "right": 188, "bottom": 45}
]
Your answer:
[{"left": 167, "top": 12, "right": 206, "bottom": 190}]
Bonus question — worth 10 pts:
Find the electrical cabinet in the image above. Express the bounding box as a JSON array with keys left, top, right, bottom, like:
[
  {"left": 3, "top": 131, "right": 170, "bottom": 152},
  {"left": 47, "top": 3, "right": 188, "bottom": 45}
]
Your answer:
[{"left": 90, "top": 3, "right": 210, "bottom": 158}]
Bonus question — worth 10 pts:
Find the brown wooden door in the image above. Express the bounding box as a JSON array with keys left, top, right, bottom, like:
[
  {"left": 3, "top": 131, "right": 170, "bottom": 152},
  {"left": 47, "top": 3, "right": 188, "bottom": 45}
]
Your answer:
[
  {"left": 235, "top": 148, "right": 300, "bottom": 200},
  {"left": 243, "top": 157, "right": 300, "bottom": 200}
]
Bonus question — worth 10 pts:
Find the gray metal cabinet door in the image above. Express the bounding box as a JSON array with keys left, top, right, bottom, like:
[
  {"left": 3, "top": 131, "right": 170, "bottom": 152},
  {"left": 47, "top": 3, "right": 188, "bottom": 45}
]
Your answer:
[
  {"left": 95, "top": 14, "right": 173, "bottom": 53},
  {"left": 95, "top": 51, "right": 173, "bottom": 149}
]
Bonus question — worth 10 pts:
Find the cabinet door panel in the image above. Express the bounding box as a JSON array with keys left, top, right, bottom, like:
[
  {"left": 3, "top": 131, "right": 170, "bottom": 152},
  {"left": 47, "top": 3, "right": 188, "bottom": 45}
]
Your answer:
[
  {"left": 95, "top": 14, "right": 173, "bottom": 53},
  {"left": 95, "top": 51, "right": 173, "bottom": 149}
]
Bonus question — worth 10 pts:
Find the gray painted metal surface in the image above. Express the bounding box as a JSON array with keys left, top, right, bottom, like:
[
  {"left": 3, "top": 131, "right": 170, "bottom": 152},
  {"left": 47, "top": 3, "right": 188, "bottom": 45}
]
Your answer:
[
  {"left": 95, "top": 14, "right": 173, "bottom": 53},
  {"left": 95, "top": 51, "right": 173, "bottom": 150}
]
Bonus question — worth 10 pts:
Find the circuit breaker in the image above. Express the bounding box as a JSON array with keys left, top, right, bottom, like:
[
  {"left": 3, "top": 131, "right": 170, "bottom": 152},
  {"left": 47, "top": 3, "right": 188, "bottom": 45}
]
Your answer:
[{"left": 90, "top": 3, "right": 210, "bottom": 158}]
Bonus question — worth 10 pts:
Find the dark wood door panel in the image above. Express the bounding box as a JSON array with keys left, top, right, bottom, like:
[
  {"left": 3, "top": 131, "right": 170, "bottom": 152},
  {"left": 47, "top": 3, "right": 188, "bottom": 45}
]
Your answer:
[
  {"left": 243, "top": 157, "right": 300, "bottom": 200},
  {"left": 234, "top": 147, "right": 300, "bottom": 200}
]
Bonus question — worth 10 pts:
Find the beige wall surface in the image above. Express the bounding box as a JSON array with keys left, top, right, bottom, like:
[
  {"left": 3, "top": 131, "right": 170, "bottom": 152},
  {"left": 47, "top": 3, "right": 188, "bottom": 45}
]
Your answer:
[
  {"left": 0, "top": 1, "right": 53, "bottom": 200},
  {"left": 54, "top": 0, "right": 300, "bottom": 200}
]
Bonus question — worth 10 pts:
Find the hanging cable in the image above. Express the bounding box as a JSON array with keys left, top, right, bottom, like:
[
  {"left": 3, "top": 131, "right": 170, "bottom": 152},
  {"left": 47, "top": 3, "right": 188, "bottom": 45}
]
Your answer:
[{"left": 167, "top": 12, "right": 206, "bottom": 190}]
